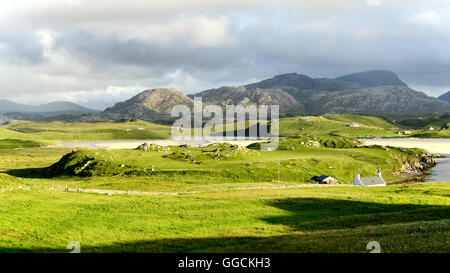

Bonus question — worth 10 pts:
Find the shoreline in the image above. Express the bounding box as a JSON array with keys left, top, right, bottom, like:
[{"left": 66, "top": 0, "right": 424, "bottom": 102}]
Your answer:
[
  {"left": 360, "top": 138, "right": 450, "bottom": 154},
  {"left": 387, "top": 171, "right": 433, "bottom": 185},
  {"left": 359, "top": 138, "right": 449, "bottom": 184}
]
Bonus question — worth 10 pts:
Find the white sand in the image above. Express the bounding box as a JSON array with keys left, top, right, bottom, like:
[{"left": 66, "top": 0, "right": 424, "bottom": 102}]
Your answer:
[
  {"left": 59, "top": 139, "right": 268, "bottom": 150},
  {"left": 361, "top": 138, "right": 450, "bottom": 154}
]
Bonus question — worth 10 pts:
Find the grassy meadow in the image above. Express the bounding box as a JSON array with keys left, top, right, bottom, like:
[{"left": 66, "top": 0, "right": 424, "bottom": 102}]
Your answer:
[
  {"left": 0, "top": 183, "right": 448, "bottom": 253},
  {"left": 279, "top": 114, "right": 404, "bottom": 138},
  {"left": 0, "top": 141, "right": 425, "bottom": 192},
  {"left": 0, "top": 114, "right": 449, "bottom": 253},
  {"left": 2, "top": 120, "right": 171, "bottom": 146}
]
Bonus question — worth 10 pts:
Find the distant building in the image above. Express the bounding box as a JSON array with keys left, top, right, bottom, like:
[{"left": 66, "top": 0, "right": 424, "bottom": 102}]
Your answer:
[
  {"left": 429, "top": 127, "right": 435, "bottom": 131},
  {"left": 311, "top": 175, "right": 338, "bottom": 184},
  {"left": 348, "top": 123, "right": 360, "bottom": 127},
  {"left": 352, "top": 171, "right": 386, "bottom": 187}
]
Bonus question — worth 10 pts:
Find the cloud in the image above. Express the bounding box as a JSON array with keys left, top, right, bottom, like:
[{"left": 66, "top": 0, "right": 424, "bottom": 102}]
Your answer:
[
  {"left": 1, "top": 0, "right": 450, "bottom": 109},
  {"left": 410, "top": 10, "right": 441, "bottom": 26}
]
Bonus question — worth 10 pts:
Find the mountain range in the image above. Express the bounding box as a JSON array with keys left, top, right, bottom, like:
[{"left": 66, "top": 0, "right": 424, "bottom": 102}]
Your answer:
[
  {"left": 439, "top": 91, "right": 450, "bottom": 102},
  {"left": 100, "top": 70, "right": 450, "bottom": 122},
  {"left": 1, "top": 70, "right": 449, "bottom": 123},
  {"left": 0, "top": 100, "right": 98, "bottom": 122}
]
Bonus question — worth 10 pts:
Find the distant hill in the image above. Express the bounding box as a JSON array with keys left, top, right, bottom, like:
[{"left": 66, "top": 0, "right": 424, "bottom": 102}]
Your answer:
[
  {"left": 0, "top": 99, "right": 99, "bottom": 117},
  {"left": 102, "top": 88, "right": 193, "bottom": 122},
  {"left": 0, "top": 114, "right": 8, "bottom": 124},
  {"left": 206, "top": 70, "right": 448, "bottom": 115},
  {"left": 303, "top": 85, "right": 450, "bottom": 115},
  {"left": 96, "top": 70, "right": 450, "bottom": 122},
  {"left": 244, "top": 72, "right": 365, "bottom": 92},
  {"left": 336, "top": 70, "right": 407, "bottom": 87},
  {"left": 438, "top": 91, "right": 450, "bottom": 102}
]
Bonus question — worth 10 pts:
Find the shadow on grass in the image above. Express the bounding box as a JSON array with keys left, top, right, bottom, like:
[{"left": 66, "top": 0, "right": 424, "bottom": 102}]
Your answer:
[
  {"left": 3, "top": 167, "right": 47, "bottom": 178},
  {"left": 0, "top": 218, "right": 448, "bottom": 253},
  {"left": 0, "top": 198, "right": 448, "bottom": 253},
  {"left": 261, "top": 198, "right": 450, "bottom": 232}
]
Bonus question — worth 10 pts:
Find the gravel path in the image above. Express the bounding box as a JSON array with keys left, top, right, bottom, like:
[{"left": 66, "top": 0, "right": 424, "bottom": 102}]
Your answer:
[{"left": 66, "top": 183, "right": 351, "bottom": 196}]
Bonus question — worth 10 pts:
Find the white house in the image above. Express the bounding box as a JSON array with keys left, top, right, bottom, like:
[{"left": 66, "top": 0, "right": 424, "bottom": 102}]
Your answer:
[{"left": 352, "top": 171, "right": 386, "bottom": 187}]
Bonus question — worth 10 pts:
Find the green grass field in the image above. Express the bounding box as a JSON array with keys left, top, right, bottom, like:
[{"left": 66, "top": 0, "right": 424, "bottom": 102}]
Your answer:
[
  {"left": 1, "top": 114, "right": 448, "bottom": 150},
  {"left": 279, "top": 115, "right": 404, "bottom": 138},
  {"left": 411, "top": 130, "right": 450, "bottom": 138},
  {"left": 2, "top": 120, "right": 171, "bottom": 145},
  {"left": 0, "top": 115, "right": 448, "bottom": 253},
  {"left": 0, "top": 142, "right": 425, "bottom": 193},
  {"left": 0, "top": 183, "right": 448, "bottom": 253}
]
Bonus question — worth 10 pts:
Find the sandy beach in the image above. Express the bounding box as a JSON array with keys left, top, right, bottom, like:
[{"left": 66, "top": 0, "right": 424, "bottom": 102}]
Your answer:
[
  {"left": 361, "top": 138, "right": 450, "bottom": 154},
  {"left": 59, "top": 139, "right": 267, "bottom": 150}
]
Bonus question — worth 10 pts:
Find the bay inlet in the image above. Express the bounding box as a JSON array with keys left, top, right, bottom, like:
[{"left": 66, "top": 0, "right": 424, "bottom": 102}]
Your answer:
[{"left": 361, "top": 138, "right": 450, "bottom": 182}]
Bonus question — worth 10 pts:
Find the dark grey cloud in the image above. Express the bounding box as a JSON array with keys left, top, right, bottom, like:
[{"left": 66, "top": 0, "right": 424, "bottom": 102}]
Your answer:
[{"left": 0, "top": 33, "right": 44, "bottom": 65}]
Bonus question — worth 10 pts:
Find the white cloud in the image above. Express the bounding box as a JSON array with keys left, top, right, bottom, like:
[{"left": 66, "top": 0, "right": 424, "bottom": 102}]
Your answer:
[
  {"left": 36, "top": 30, "right": 55, "bottom": 57},
  {"left": 411, "top": 10, "right": 441, "bottom": 26},
  {"left": 113, "top": 16, "right": 236, "bottom": 49}
]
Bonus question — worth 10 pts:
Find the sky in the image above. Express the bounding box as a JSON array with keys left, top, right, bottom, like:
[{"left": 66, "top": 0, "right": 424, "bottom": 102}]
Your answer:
[{"left": 1, "top": 0, "right": 450, "bottom": 110}]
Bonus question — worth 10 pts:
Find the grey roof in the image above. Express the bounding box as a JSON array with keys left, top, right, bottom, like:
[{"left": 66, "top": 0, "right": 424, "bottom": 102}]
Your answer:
[
  {"left": 317, "top": 175, "right": 331, "bottom": 180},
  {"left": 360, "top": 176, "right": 386, "bottom": 186},
  {"left": 314, "top": 175, "right": 337, "bottom": 182}
]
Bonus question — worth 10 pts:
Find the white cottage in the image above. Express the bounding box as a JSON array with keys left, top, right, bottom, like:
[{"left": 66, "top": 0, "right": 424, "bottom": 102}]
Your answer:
[{"left": 352, "top": 171, "right": 386, "bottom": 187}]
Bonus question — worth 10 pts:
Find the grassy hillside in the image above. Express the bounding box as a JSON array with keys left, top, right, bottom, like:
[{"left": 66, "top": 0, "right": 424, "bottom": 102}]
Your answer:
[
  {"left": 390, "top": 113, "right": 450, "bottom": 129},
  {"left": 322, "top": 114, "right": 399, "bottom": 129},
  {"left": 410, "top": 130, "right": 450, "bottom": 138},
  {"left": 0, "top": 127, "right": 34, "bottom": 139},
  {"left": 0, "top": 139, "right": 42, "bottom": 149},
  {"left": 0, "top": 173, "right": 22, "bottom": 187},
  {"left": 280, "top": 115, "right": 402, "bottom": 138},
  {"left": 10, "top": 142, "right": 419, "bottom": 193},
  {"left": 2, "top": 120, "right": 171, "bottom": 143},
  {"left": 0, "top": 183, "right": 448, "bottom": 253},
  {"left": 3, "top": 114, "right": 447, "bottom": 147}
]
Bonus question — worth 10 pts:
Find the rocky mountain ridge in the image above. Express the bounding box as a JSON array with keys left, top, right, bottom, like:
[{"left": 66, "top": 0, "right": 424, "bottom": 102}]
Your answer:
[{"left": 69, "top": 70, "right": 450, "bottom": 122}]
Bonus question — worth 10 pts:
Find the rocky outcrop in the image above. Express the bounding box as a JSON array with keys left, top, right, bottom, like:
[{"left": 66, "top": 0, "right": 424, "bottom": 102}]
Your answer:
[
  {"left": 396, "top": 154, "right": 440, "bottom": 176},
  {"left": 102, "top": 88, "right": 193, "bottom": 122},
  {"left": 192, "top": 86, "right": 303, "bottom": 114},
  {"left": 136, "top": 143, "right": 171, "bottom": 153}
]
